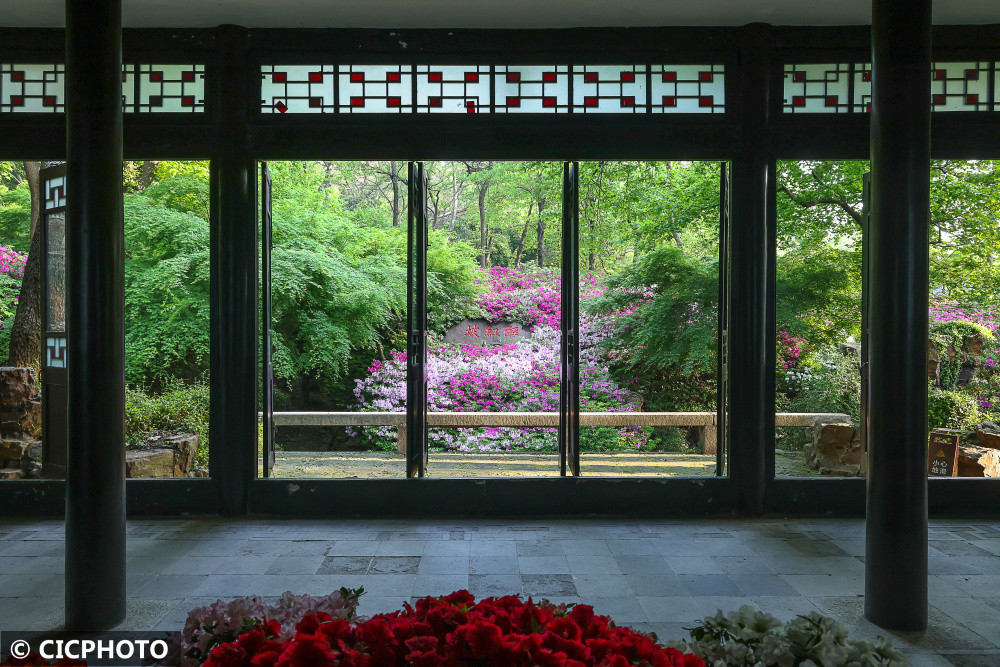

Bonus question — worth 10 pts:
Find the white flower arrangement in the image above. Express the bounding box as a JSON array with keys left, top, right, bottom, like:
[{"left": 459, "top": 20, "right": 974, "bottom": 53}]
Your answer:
[{"left": 668, "top": 605, "right": 907, "bottom": 667}]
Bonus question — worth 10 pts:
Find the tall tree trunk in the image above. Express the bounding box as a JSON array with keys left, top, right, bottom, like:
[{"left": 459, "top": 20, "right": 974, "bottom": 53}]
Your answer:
[
  {"left": 6, "top": 161, "right": 44, "bottom": 367},
  {"left": 449, "top": 168, "right": 459, "bottom": 231},
  {"left": 390, "top": 161, "right": 401, "bottom": 227},
  {"left": 536, "top": 197, "right": 546, "bottom": 267},
  {"left": 513, "top": 202, "right": 534, "bottom": 268},
  {"left": 137, "top": 160, "right": 158, "bottom": 190},
  {"left": 478, "top": 182, "right": 489, "bottom": 268}
]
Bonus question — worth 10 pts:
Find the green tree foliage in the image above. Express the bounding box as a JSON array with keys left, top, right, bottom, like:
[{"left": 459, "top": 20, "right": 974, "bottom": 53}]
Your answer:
[
  {"left": 124, "top": 188, "right": 211, "bottom": 388},
  {"left": 0, "top": 183, "right": 31, "bottom": 253}
]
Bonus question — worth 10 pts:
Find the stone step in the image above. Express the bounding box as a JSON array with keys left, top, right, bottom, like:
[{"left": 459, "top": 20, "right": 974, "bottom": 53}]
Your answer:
[
  {"left": 0, "top": 467, "right": 23, "bottom": 480},
  {"left": 0, "top": 439, "right": 30, "bottom": 461}
]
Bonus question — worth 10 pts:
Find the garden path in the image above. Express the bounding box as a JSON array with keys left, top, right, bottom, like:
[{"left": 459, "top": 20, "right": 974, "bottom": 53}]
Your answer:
[
  {"left": 272, "top": 451, "right": 716, "bottom": 478},
  {"left": 269, "top": 450, "right": 820, "bottom": 478}
]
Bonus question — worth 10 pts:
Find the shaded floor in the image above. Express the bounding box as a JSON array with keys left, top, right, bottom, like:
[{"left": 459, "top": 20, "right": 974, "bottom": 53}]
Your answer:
[{"left": 2, "top": 517, "right": 998, "bottom": 665}]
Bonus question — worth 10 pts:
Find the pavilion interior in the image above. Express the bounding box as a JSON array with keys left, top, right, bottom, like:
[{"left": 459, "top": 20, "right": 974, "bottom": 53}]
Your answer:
[{"left": 1, "top": 0, "right": 999, "bottom": 665}]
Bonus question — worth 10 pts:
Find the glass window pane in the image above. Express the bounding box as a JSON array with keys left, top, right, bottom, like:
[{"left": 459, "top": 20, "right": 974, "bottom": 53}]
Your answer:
[
  {"left": 578, "top": 161, "right": 721, "bottom": 477},
  {"left": 45, "top": 210, "right": 65, "bottom": 332}
]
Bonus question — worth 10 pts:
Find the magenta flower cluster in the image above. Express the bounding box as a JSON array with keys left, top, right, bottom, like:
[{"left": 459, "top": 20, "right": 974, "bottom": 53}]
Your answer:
[
  {"left": 0, "top": 246, "right": 28, "bottom": 332},
  {"left": 776, "top": 329, "right": 808, "bottom": 370},
  {"left": 352, "top": 268, "right": 648, "bottom": 452}
]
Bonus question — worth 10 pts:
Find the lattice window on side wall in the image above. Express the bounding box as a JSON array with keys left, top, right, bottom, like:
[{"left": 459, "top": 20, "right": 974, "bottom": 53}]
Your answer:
[
  {"left": 783, "top": 63, "right": 852, "bottom": 113},
  {"left": 572, "top": 65, "right": 647, "bottom": 113},
  {"left": 338, "top": 65, "right": 413, "bottom": 113},
  {"left": 44, "top": 175, "right": 66, "bottom": 210},
  {"left": 132, "top": 64, "right": 205, "bottom": 113},
  {"left": 494, "top": 66, "right": 570, "bottom": 113},
  {"left": 650, "top": 65, "right": 725, "bottom": 113},
  {"left": 261, "top": 65, "right": 335, "bottom": 114},
  {"left": 46, "top": 336, "right": 66, "bottom": 368},
  {"left": 0, "top": 64, "right": 64, "bottom": 112},
  {"left": 931, "top": 62, "right": 992, "bottom": 111},
  {"left": 415, "top": 65, "right": 491, "bottom": 113}
]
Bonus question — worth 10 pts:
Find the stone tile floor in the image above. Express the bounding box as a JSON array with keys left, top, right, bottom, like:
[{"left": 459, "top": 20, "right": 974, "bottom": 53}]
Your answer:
[{"left": 1, "top": 517, "right": 998, "bottom": 666}]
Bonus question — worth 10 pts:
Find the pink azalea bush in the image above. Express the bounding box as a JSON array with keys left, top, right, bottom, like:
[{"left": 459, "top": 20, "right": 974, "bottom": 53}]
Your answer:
[
  {"left": 180, "top": 588, "right": 362, "bottom": 665},
  {"left": 353, "top": 268, "right": 649, "bottom": 452},
  {"left": 0, "top": 245, "right": 26, "bottom": 331}
]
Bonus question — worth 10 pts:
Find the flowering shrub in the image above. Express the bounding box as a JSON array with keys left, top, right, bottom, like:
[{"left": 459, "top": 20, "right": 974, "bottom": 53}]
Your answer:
[
  {"left": 201, "top": 590, "right": 704, "bottom": 667},
  {"left": 776, "top": 330, "right": 809, "bottom": 372},
  {"left": 353, "top": 268, "right": 649, "bottom": 452},
  {"left": 0, "top": 245, "right": 26, "bottom": 327},
  {"left": 181, "top": 588, "right": 362, "bottom": 665},
  {"left": 668, "top": 605, "right": 905, "bottom": 666}
]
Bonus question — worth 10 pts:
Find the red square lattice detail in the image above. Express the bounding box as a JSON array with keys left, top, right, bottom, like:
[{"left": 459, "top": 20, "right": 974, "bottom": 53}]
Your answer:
[
  {"left": 794, "top": 71, "right": 806, "bottom": 82},
  {"left": 350, "top": 73, "right": 365, "bottom": 83},
  {"left": 428, "top": 72, "right": 443, "bottom": 82},
  {"left": 825, "top": 96, "right": 839, "bottom": 107},
  {"left": 932, "top": 94, "right": 946, "bottom": 105},
  {"left": 272, "top": 72, "right": 287, "bottom": 83},
  {"left": 661, "top": 96, "right": 676, "bottom": 107},
  {"left": 620, "top": 96, "right": 635, "bottom": 107},
  {"left": 309, "top": 72, "right": 324, "bottom": 83},
  {"left": 662, "top": 72, "right": 677, "bottom": 82},
  {"left": 584, "top": 97, "right": 598, "bottom": 107},
  {"left": 699, "top": 95, "right": 714, "bottom": 107},
  {"left": 182, "top": 71, "right": 196, "bottom": 82},
  {"left": 429, "top": 97, "right": 442, "bottom": 107},
  {"left": 465, "top": 101, "right": 476, "bottom": 113},
  {"left": 699, "top": 71, "right": 714, "bottom": 82},
  {"left": 387, "top": 97, "right": 401, "bottom": 107},
  {"left": 10, "top": 70, "right": 24, "bottom": 82},
  {"left": 351, "top": 97, "right": 365, "bottom": 107},
  {"left": 966, "top": 94, "right": 979, "bottom": 105},
  {"left": 506, "top": 96, "right": 521, "bottom": 107},
  {"left": 387, "top": 72, "right": 400, "bottom": 83},
  {"left": 542, "top": 72, "right": 557, "bottom": 83},
  {"left": 181, "top": 95, "right": 195, "bottom": 107},
  {"left": 506, "top": 73, "right": 520, "bottom": 83},
  {"left": 42, "top": 96, "right": 56, "bottom": 107},
  {"left": 934, "top": 70, "right": 946, "bottom": 80},
  {"left": 863, "top": 71, "right": 872, "bottom": 82},
  {"left": 542, "top": 97, "right": 556, "bottom": 107},
  {"left": 10, "top": 96, "right": 24, "bottom": 107},
  {"left": 966, "top": 69, "right": 979, "bottom": 80},
  {"left": 464, "top": 72, "right": 479, "bottom": 83},
  {"left": 149, "top": 71, "right": 163, "bottom": 82},
  {"left": 308, "top": 97, "right": 322, "bottom": 108},
  {"left": 274, "top": 101, "right": 287, "bottom": 113},
  {"left": 585, "top": 73, "right": 598, "bottom": 83},
  {"left": 792, "top": 96, "right": 805, "bottom": 107},
  {"left": 621, "top": 72, "right": 635, "bottom": 83}
]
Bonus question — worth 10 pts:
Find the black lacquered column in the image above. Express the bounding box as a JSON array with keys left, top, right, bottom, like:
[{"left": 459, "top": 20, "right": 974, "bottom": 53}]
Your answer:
[
  {"left": 865, "top": 0, "right": 930, "bottom": 632},
  {"left": 64, "top": 0, "right": 126, "bottom": 631},
  {"left": 211, "top": 25, "right": 256, "bottom": 514},
  {"left": 729, "top": 24, "right": 776, "bottom": 515}
]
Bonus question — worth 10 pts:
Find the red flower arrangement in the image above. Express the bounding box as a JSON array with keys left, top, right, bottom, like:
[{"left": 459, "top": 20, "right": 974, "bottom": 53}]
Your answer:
[{"left": 201, "top": 590, "right": 704, "bottom": 667}]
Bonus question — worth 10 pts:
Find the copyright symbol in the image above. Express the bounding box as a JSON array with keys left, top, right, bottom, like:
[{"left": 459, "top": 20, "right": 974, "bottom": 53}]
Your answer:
[{"left": 10, "top": 640, "right": 31, "bottom": 659}]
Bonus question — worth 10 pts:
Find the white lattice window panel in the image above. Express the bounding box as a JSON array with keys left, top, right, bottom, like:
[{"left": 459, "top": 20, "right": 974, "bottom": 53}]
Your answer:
[
  {"left": 931, "top": 62, "right": 991, "bottom": 111},
  {"left": 414, "top": 65, "right": 491, "bottom": 113},
  {"left": 494, "top": 66, "right": 569, "bottom": 113},
  {"left": 338, "top": 65, "right": 413, "bottom": 113},
  {"left": 783, "top": 63, "right": 852, "bottom": 113},
  {"left": 261, "top": 65, "right": 335, "bottom": 114},
  {"left": 572, "top": 65, "right": 647, "bottom": 113},
  {"left": 1, "top": 64, "right": 64, "bottom": 112},
  {"left": 650, "top": 65, "right": 724, "bottom": 113}
]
